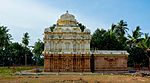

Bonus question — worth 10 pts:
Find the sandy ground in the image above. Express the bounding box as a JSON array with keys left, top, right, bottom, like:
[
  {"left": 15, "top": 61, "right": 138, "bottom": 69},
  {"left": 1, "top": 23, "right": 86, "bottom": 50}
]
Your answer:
[{"left": 0, "top": 75, "right": 150, "bottom": 83}]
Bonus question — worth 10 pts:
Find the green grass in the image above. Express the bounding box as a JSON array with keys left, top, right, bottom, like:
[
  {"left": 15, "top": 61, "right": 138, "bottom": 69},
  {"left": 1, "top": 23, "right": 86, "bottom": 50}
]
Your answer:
[
  {"left": 0, "top": 66, "right": 33, "bottom": 76},
  {"left": 0, "top": 67, "right": 12, "bottom": 76}
]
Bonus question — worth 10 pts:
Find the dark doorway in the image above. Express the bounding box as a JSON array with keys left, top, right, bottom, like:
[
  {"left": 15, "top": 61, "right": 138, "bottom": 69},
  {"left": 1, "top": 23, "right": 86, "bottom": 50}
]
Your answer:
[{"left": 90, "top": 54, "right": 94, "bottom": 73}]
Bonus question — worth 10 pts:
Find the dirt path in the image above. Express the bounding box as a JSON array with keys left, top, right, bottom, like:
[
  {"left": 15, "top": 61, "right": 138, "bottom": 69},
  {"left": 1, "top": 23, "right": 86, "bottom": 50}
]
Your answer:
[{"left": 0, "top": 75, "right": 150, "bottom": 83}]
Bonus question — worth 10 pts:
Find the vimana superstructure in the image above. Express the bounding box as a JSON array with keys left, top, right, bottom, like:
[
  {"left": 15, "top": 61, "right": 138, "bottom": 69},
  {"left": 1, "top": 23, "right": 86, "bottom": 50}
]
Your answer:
[
  {"left": 43, "top": 11, "right": 128, "bottom": 72},
  {"left": 44, "top": 11, "right": 91, "bottom": 54}
]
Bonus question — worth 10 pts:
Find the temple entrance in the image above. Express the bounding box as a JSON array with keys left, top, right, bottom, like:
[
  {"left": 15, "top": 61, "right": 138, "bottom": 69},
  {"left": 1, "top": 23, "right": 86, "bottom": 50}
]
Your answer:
[{"left": 90, "top": 54, "right": 95, "bottom": 73}]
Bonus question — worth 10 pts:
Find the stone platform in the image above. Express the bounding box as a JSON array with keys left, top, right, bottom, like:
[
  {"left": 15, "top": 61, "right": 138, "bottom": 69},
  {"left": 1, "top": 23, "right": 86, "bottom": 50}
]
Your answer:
[{"left": 44, "top": 51, "right": 128, "bottom": 72}]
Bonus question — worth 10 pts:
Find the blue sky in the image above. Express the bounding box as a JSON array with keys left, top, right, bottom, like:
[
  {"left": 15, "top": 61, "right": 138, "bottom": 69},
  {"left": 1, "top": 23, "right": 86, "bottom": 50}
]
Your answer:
[{"left": 0, "top": 0, "right": 150, "bottom": 46}]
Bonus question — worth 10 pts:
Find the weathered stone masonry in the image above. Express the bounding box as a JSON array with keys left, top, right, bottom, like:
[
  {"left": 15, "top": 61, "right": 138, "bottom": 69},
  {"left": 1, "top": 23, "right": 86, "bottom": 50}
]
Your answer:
[{"left": 44, "top": 52, "right": 128, "bottom": 72}]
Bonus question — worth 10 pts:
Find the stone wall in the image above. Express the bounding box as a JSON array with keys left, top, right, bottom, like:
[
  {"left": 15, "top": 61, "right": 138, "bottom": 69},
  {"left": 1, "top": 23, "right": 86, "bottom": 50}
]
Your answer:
[
  {"left": 94, "top": 54, "right": 128, "bottom": 71},
  {"left": 44, "top": 54, "right": 91, "bottom": 72},
  {"left": 44, "top": 54, "right": 128, "bottom": 72}
]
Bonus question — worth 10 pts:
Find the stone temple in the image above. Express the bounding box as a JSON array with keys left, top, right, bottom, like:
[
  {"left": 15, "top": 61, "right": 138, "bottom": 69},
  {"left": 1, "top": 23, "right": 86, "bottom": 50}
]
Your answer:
[{"left": 43, "top": 11, "right": 129, "bottom": 72}]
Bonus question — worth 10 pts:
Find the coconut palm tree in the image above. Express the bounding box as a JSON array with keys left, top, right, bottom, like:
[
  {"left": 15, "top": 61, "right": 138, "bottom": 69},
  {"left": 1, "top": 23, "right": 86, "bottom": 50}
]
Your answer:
[
  {"left": 112, "top": 20, "right": 128, "bottom": 49},
  {"left": 137, "top": 33, "right": 150, "bottom": 69},
  {"left": 22, "top": 32, "right": 30, "bottom": 66},
  {"left": 90, "top": 28, "right": 106, "bottom": 50},
  {"left": 114, "top": 20, "right": 128, "bottom": 37},
  {"left": 127, "top": 26, "right": 143, "bottom": 48}
]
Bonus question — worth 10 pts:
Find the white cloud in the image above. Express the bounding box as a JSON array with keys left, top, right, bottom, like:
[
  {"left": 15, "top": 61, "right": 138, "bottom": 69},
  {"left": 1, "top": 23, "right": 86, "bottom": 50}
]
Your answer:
[
  {"left": 0, "top": 0, "right": 61, "bottom": 28},
  {"left": 0, "top": 0, "right": 63, "bottom": 45},
  {"left": 0, "top": 0, "right": 105, "bottom": 45}
]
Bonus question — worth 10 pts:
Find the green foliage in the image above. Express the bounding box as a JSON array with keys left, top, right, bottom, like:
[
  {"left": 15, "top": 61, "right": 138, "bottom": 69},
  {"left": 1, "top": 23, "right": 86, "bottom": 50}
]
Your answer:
[
  {"left": 91, "top": 22, "right": 127, "bottom": 50},
  {"left": 0, "top": 26, "right": 12, "bottom": 49},
  {"left": 114, "top": 20, "right": 128, "bottom": 37},
  {"left": 50, "top": 24, "right": 56, "bottom": 32},
  {"left": 127, "top": 47, "right": 148, "bottom": 67},
  {"left": 77, "top": 22, "right": 86, "bottom": 32},
  {"left": 0, "top": 26, "right": 34, "bottom": 66},
  {"left": 22, "top": 32, "right": 30, "bottom": 66},
  {"left": 0, "top": 42, "right": 34, "bottom": 66},
  {"left": 33, "top": 39, "right": 44, "bottom": 56},
  {"left": 90, "top": 28, "right": 106, "bottom": 50},
  {"left": 0, "top": 67, "right": 32, "bottom": 76},
  {"left": 91, "top": 20, "right": 150, "bottom": 67},
  {"left": 8, "top": 42, "right": 24, "bottom": 65},
  {"left": 127, "top": 26, "right": 143, "bottom": 48},
  {"left": 137, "top": 33, "right": 150, "bottom": 50},
  {"left": 0, "top": 26, "right": 12, "bottom": 66},
  {"left": 1, "top": 20, "right": 150, "bottom": 68},
  {"left": 22, "top": 32, "right": 29, "bottom": 47},
  {"left": 33, "top": 39, "right": 44, "bottom": 66}
]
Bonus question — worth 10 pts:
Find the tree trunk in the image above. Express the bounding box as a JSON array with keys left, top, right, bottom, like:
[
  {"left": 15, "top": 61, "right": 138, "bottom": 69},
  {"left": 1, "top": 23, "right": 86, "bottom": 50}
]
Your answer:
[
  {"left": 25, "top": 54, "right": 27, "bottom": 66},
  {"left": 36, "top": 56, "right": 38, "bottom": 67}
]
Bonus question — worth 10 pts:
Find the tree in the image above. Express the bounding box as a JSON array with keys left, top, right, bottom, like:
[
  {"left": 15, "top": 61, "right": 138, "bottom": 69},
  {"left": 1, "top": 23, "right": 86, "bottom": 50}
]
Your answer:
[
  {"left": 49, "top": 24, "right": 56, "bottom": 32},
  {"left": 90, "top": 28, "right": 106, "bottom": 50},
  {"left": 127, "top": 26, "right": 145, "bottom": 67},
  {"left": 103, "top": 20, "right": 128, "bottom": 50},
  {"left": 8, "top": 42, "right": 24, "bottom": 65},
  {"left": 91, "top": 28, "right": 125, "bottom": 50},
  {"left": 22, "top": 32, "right": 30, "bottom": 66},
  {"left": 127, "top": 47, "right": 146, "bottom": 67},
  {"left": 33, "top": 39, "right": 44, "bottom": 66},
  {"left": 22, "top": 32, "right": 29, "bottom": 46},
  {"left": 113, "top": 20, "right": 128, "bottom": 48},
  {"left": 0, "top": 25, "right": 12, "bottom": 49},
  {"left": 77, "top": 22, "right": 86, "bottom": 32},
  {"left": 137, "top": 33, "right": 150, "bottom": 69},
  {"left": 102, "top": 29, "right": 124, "bottom": 50},
  {"left": 114, "top": 20, "right": 128, "bottom": 37},
  {"left": 0, "top": 25, "right": 12, "bottom": 66},
  {"left": 91, "top": 20, "right": 128, "bottom": 50},
  {"left": 127, "top": 26, "right": 143, "bottom": 47}
]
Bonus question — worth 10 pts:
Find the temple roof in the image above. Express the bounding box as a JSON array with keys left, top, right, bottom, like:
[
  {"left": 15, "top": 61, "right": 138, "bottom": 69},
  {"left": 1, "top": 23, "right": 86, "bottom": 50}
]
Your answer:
[
  {"left": 92, "top": 50, "right": 129, "bottom": 55},
  {"left": 57, "top": 11, "right": 77, "bottom": 26},
  {"left": 60, "top": 11, "right": 76, "bottom": 21}
]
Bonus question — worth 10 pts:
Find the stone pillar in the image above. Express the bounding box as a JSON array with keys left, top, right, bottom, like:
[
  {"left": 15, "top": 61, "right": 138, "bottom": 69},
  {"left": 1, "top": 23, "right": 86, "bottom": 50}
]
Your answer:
[{"left": 44, "top": 55, "right": 50, "bottom": 72}]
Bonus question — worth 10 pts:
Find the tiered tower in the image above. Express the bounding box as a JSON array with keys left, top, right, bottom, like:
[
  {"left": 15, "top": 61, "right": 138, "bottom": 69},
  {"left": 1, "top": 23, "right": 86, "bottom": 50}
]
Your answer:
[{"left": 43, "top": 11, "right": 91, "bottom": 54}]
